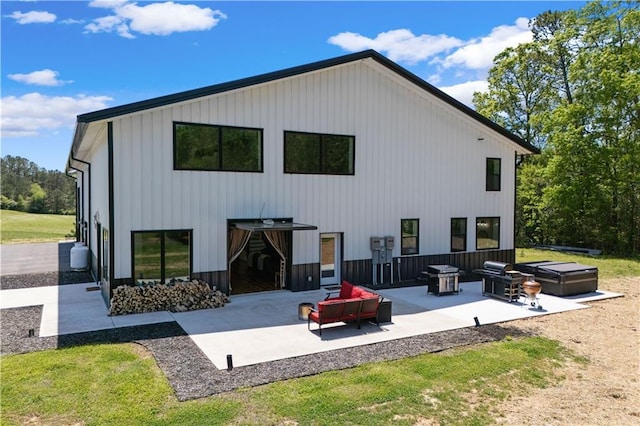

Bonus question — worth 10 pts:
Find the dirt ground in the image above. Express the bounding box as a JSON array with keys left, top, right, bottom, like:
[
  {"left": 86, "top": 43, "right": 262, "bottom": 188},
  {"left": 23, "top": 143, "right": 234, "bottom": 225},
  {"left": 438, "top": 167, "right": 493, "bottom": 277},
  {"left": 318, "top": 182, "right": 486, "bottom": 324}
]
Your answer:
[{"left": 497, "top": 276, "right": 640, "bottom": 425}]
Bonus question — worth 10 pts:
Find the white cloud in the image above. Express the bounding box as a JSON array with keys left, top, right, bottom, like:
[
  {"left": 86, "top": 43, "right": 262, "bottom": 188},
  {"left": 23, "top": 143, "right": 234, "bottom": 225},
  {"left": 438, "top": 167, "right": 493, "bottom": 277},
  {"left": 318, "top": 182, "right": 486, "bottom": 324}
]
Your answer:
[
  {"left": 7, "top": 10, "right": 56, "bottom": 24},
  {"left": 60, "top": 18, "right": 85, "bottom": 25},
  {"left": 1, "top": 93, "right": 112, "bottom": 138},
  {"left": 328, "top": 29, "right": 463, "bottom": 64},
  {"left": 8, "top": 69, "right": 73, "bottom": 86},
  {"left": 85, "top": 1, "right": 226, "bottom": 38},
  {"left": 440, "top": 18, "right": 533, "bottom": 70},
  {"left": 438, "top": 80, "right": 489, "bottom": 108}
]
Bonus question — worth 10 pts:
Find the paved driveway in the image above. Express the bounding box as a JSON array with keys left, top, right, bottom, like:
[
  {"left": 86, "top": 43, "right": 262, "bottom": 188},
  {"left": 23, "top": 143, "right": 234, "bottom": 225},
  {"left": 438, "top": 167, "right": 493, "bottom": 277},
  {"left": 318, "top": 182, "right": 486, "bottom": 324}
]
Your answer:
[{"left": 0, "top": 241, "right": 74, "bottom": 276}]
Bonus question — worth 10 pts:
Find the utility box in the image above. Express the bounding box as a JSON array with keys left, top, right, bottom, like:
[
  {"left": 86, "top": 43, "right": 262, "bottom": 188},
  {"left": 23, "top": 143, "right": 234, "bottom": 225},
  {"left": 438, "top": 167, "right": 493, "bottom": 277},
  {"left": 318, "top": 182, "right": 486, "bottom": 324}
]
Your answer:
[
  {"left": 370, "top": 236, "right": 384, "bottom": 251},
  {"left": 384, "top": 236, "right": 395, "bottom": 249}
]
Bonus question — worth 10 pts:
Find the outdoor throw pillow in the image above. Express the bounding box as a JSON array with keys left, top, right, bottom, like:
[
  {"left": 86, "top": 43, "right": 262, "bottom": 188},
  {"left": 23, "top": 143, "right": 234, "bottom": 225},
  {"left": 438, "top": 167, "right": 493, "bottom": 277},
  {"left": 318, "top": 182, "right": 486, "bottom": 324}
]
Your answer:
[{"left": 339, "top": 280, "right": 354, "bottom": 299}]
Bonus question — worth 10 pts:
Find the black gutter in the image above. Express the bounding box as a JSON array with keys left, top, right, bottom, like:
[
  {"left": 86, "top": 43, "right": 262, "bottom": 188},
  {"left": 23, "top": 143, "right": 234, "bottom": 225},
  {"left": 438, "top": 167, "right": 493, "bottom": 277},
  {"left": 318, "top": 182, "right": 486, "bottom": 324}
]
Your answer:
[
  {"left": 107, "top": 122, "right": 115, "bottom": 302},
  {"left": 70, "top": 50, "right": 539, "bottom": 156}
]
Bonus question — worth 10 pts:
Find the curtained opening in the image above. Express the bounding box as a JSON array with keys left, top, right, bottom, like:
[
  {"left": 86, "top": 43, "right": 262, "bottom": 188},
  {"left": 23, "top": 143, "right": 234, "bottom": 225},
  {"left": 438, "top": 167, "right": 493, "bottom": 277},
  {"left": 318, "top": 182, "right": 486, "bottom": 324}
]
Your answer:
[{"left": 227, "top": 220, "right": 316, "bottom": 294}]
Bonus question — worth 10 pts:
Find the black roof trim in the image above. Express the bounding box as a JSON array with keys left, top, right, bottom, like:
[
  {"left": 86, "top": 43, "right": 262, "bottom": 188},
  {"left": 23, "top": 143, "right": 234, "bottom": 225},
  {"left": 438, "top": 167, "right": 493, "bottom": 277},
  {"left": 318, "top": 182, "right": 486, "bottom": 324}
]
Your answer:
[{"left": 75, "top": 49, "right": 539, "bottom": 154}]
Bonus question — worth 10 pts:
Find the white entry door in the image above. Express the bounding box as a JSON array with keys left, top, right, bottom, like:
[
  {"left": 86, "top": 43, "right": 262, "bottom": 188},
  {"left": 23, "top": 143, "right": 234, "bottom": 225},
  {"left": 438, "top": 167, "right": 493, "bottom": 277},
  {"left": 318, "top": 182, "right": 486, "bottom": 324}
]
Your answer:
[{"left": 320, "top": 233, "right": 341, "bottom": 286}]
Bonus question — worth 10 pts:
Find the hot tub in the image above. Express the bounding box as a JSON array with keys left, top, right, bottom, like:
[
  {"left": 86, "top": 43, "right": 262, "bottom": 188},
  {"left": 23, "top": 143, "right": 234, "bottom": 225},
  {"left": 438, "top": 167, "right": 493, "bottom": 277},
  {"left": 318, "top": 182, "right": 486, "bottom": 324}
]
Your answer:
[{"left": 513, "top": 261, "right": 598, "bottom": 296}]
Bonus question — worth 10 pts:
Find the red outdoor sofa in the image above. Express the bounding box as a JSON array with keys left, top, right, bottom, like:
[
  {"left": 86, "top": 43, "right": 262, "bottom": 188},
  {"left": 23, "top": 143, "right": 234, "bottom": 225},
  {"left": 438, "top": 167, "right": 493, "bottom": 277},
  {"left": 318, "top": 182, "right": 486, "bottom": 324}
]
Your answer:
[{"left": 307, "top": 280, "right": 382, "bottom": 335}]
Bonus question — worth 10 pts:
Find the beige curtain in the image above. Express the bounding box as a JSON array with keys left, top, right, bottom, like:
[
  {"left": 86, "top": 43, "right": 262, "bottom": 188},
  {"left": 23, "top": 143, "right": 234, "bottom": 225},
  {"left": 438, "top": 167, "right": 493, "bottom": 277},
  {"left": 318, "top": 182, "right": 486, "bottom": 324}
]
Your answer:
[
  {"left": 263, "top": 230, "right": 287, "bottom": 288},
  {"left": 227, "top": 227, "right": 252, "bottom": 291}
]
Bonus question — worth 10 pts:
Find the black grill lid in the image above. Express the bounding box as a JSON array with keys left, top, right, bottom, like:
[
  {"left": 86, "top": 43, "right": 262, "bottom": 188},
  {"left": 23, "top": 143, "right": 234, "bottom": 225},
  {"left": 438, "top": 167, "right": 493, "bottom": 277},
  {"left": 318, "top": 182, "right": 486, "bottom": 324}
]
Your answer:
[
  {"left": 482, "top": 261, "right": 512, "bottom": 274},
  {"left": 426, "top": 264, "right": 459, "bottom": 274}
]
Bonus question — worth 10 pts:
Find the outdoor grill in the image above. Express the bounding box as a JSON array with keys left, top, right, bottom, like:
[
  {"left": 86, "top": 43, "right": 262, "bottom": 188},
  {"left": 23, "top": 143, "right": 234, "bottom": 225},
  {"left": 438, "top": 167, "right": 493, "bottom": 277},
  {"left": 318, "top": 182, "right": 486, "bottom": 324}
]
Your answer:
[
  {"left": 473, "top": 261, "right": 522, "bottom": 302},
  {"left": 521, "top": 273, "right": 543, "bottom": 310},
  {"left": 421, "top": 265, "right": 460, "bottom": 296},
  {"left": 513, "top": 261, "right": 598, "bottom": 296}
]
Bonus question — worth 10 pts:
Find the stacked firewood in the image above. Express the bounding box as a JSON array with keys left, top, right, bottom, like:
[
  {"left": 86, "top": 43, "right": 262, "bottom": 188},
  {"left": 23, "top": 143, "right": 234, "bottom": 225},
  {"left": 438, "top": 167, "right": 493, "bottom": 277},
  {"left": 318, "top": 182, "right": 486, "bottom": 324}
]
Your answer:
[{"left": 109, "top": 279, "right": 229, "bottom": 316}]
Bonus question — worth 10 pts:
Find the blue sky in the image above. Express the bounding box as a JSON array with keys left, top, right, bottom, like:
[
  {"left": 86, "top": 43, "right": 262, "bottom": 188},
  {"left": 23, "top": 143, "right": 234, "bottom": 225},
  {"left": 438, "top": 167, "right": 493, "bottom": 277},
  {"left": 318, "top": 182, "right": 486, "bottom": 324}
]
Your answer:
[{"left": 1, "top": 1, "right": 585, "bottom": 171}]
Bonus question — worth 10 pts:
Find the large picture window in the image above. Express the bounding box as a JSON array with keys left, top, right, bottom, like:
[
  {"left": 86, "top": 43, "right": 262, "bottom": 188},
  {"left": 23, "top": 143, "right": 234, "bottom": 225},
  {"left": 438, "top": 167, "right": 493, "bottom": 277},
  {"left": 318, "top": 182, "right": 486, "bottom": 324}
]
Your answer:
[
  {"left": 476, "top": 217, "right": 500, "bottom": 250},
  {"left": 174, "top": 122, "right": 262, "bottom": 172},
  {"left": 451, "top": 218, "right": 467, "bottom": 252},
  {"left": 401, "top": 219, "right": 419, "bottom": 255},
  {"left": 133, "top": 230, "right": 192, "bottom": 283},
  {"left": 284, "top": 131, "right": 355, "bottom": 175},
  {"left": 486, "top": 158, "right": 501, "bottom": 191}
]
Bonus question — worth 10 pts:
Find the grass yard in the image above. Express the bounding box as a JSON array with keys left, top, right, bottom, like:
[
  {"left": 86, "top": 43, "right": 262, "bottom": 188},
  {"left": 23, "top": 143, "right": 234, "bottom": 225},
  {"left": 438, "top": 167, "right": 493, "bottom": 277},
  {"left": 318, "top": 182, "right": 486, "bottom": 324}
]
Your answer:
[
  {"left": 0, "top": 209, "right": 75, "bottom": 244},
  {"left": 0, "top": 337, "right": 573, "bottom": 426}
]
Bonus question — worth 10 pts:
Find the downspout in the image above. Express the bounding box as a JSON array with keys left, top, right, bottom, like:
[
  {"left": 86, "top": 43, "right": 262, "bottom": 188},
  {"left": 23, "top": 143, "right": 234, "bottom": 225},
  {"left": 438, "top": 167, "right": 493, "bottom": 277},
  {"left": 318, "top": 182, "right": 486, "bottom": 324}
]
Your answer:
[
  {"left": 514, "top": 153, "right": 526, "bottom": 262},
  {"left": 107, "top": 122, "right": 115, "bottom": 302}
]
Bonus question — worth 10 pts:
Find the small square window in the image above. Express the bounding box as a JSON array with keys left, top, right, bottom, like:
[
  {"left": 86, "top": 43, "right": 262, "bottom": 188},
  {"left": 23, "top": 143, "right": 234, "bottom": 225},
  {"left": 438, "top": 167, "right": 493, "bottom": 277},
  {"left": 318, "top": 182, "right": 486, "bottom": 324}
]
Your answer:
[
  {"left": 486, "top": 158, "right": 501, "bottom": 191},
  {"left": 476, "top": 217, "right": 500, "bottom": 250},
  {"left": 451, "top": 218, "right": 467, "bottom": 252},
  {"left": 401, "top": 219, "right": 419, "bottom": 255}
]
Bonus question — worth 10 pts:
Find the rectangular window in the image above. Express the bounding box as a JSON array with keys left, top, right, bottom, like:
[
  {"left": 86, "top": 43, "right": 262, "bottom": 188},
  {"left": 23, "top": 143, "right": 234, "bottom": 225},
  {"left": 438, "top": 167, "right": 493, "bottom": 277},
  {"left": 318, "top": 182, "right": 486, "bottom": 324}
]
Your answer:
[
  {"left": 401, "top": 219, "right": 419, "bottom": 255},
  {"left": 132, "top": 230, "right": 191, "bottom": 283},
  {"left": 284, "top": 131, "right": 355, "bottom": 175},
  {"left": 476, "top": 217, "right": 500, "bottom": 250},
  {"left": 174, "top": 122, "right": 262, "bottom": 172},
  {"left": 486, "top": 158, "right": 501, "bottom": 191},
  {"left": 451, "top": 218, "right": 467, "bottom": 252}
]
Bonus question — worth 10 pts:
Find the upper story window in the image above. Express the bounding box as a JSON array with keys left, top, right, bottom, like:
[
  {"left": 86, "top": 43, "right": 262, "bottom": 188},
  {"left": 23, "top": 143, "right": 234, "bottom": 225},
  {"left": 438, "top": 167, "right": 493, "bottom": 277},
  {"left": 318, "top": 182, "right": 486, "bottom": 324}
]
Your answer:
[
  {"left": 486, "top": 158, "right": 501, "bottom": 191},
  {"left": 284, "top": 131, "right": 355, "bottom": 175},
  {"left": 401, "top": 218, "right": 419, "bottom": 255},
  {"left": 476, "top": 217, "right": 500, "bottom": 250},
  {"left": 451, "top": 218, "right": 467, "bottom": 252},
  {"left": 174, "top": 122, "right": 263, "bottom": 172}
]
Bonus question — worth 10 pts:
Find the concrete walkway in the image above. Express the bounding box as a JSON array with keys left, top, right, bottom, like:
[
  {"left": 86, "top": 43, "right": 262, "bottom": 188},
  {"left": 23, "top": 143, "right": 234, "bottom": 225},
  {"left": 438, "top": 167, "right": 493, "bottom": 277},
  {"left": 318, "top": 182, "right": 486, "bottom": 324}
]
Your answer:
[{"left": 0, "top": 280, "right": 622, "bottom": 370}]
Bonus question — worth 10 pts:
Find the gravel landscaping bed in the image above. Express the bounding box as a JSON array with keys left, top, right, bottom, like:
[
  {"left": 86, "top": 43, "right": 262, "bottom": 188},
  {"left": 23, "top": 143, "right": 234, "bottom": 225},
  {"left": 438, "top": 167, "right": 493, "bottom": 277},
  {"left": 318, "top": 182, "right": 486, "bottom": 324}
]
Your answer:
[{"left": 0, "top": 272, "right": 531, "bottom": 400}]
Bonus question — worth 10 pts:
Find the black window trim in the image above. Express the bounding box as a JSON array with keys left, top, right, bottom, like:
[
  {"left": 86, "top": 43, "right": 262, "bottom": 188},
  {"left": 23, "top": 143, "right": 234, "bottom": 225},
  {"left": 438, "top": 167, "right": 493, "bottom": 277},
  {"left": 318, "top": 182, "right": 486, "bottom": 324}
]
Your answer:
[
  {"left": 173, "top": 121, "right": 264, "bottom": 173},
  {"left": 450, "top": 217, "right": 467, "bottom": 253},
  {"left": 283, "top": 130, "right": 356, "bottom": 175},
  {"left": 486, "top": 157, "right": 501, "bottom": 191},
  {"left": 475, "top": 216, "right": 500, "bottom": 251},
  {"left": 131, "top": 228, "right": 193, "bottom": 284},
  {"left": 400, "top": 218, "right": 420, "bottom": 256}
]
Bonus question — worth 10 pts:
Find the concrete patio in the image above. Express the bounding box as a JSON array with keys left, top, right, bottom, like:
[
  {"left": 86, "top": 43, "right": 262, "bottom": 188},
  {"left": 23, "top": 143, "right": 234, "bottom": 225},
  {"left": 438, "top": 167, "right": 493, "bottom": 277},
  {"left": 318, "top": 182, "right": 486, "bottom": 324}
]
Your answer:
[{"left": 0, "top": 280, "right": 621, "bottom": 370}]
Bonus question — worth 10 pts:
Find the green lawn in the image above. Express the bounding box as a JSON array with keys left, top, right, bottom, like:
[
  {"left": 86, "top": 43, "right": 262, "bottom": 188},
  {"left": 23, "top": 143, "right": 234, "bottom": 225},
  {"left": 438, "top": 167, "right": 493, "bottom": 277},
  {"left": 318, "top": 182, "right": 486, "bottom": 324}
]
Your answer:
[
  {"left": 0, "top": 209, "right": 75, "bottom": 244},
  {"left": 1, "top": 337, "right": 574, "bottom": 426}
]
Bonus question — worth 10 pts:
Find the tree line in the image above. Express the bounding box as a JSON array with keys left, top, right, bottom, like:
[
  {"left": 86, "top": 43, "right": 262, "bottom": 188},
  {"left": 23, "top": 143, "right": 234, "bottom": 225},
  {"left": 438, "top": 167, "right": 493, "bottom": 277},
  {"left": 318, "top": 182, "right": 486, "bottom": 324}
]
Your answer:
[
  {"left": 474, "top": 1, "right": 639, "bottom": 255},
  {"left": 1, "top": 155, "right": 76, "bottom": 215}
]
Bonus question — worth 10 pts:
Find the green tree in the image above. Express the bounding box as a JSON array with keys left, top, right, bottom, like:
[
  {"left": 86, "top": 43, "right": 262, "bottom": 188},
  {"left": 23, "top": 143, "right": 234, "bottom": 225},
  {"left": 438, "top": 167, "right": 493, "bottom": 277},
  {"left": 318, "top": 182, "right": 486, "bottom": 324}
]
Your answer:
[
  {"left": 1, "top": 155, "right": 76, "bottom": 214},
  {"left": 543, "top": 1, "right": 640, "bottom": 253},
  {"left": 28, "top": 183, "right": 47, "bottom": 213},
  {"left": 475, "top": 1, "right": 640, "bottom": 254}
]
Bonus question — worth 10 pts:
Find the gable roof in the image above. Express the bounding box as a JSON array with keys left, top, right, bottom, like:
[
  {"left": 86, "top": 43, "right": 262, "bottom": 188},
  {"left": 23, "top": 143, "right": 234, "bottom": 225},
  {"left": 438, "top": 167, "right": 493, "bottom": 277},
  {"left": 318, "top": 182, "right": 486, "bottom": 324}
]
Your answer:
[{"left": 70, "top": 49, "right": 539, "bottom": 157}]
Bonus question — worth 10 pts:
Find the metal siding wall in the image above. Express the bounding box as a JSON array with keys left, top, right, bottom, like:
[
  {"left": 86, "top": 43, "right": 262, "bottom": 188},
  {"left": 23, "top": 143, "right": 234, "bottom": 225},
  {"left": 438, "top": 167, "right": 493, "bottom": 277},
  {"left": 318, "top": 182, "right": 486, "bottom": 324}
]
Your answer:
[
  {"left": 111, "top": 59, "right": 518, "bottom": 283},
  {"left": 342, "top": 249, "right": 515, "bottom": 285}
]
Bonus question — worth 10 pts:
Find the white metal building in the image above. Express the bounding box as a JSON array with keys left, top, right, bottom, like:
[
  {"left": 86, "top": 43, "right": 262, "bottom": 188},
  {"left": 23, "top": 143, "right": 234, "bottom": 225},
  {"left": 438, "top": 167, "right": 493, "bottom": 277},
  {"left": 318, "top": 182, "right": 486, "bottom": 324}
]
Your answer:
[{"left": 67, "top": 50, "right": 538, "bottom": 303}]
